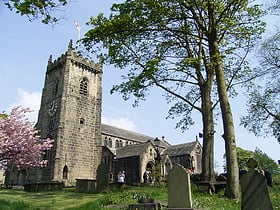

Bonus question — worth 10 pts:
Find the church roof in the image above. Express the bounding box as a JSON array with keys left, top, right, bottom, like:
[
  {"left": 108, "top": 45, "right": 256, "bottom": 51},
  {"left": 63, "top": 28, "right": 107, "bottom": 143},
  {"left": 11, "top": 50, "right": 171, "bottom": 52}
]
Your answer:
[
  {"left": 162, "top": 141, "right": 199, "bottom": 156},
  {"left": 101, "top": 123, "right": 170, "bottom": 147},
  {"left": 116, "top": 141, "right": 152, "bottom": 158}
]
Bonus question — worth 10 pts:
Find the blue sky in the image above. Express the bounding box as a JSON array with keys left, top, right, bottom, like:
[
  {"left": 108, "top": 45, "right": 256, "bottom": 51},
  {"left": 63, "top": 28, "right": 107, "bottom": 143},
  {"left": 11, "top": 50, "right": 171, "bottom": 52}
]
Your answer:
[{"left": 0, "top": 0, "right": 279, "bottom": 172}]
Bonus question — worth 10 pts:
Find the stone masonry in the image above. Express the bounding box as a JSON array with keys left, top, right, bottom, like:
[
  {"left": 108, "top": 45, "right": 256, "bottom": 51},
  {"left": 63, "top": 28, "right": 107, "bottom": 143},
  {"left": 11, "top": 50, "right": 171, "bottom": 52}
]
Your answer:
[{"left": 35, "top": 41, "right": 103, "bottom": 186}]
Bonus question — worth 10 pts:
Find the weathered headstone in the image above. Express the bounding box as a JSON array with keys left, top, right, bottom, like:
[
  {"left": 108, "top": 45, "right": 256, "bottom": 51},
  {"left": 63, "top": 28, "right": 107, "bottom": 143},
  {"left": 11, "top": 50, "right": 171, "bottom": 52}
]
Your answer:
[
  {"left": 166, "top": 164, "right": 193, "bottom": 210},
  {"left": 128, "top": 198, "right": 160, "bottom": 210},
  {"left": 76, "top": 179, "right": 96, "bottom": 193},
  {"left": 96, "top": 162, "right": 109, "bottom": 192},
  {"left": 240, "top": 158, "right": 273, "bottom": 210}
]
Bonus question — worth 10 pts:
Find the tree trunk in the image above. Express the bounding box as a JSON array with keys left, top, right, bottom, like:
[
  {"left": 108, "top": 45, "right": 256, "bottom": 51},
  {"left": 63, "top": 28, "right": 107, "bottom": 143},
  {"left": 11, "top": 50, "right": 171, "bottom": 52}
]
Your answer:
[
  {"left": 212, "top": 41, "right": 240, "bottom": 200},
  {"left": 206, "top": 1, "right": 240, "bottom": 199},
  {"left": 200, "top": 83, "right": 216, "bottom": 182}
]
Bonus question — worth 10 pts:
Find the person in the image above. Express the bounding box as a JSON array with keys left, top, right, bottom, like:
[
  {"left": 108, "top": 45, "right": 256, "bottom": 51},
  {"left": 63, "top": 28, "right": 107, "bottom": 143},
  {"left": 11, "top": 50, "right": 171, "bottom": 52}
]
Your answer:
[
  {"left": 264, "top": 168, "right": 273, "bottom": 187},
  {"left": 109, "top": 171, "right": 114, "bottom": 182},
  {"left": 117, "top": 171, "right": 125, "bottom": 188},
  {"left": 259, "top": 169, "right": 265, "bottom": 176},
  {"left": 143, "top": 171, "right": 148, "bottom": 183}
]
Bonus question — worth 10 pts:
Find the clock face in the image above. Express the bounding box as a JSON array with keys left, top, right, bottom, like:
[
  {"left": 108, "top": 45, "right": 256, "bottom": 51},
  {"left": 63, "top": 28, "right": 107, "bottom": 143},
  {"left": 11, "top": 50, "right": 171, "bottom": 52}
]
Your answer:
[{"left": 48, "top": 101, "right": 57, "bottom": 116}]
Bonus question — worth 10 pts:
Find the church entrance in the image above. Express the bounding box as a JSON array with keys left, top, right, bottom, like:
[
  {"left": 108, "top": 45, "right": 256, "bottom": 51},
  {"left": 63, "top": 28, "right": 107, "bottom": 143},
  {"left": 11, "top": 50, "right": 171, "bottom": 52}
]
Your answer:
[{"left": 143, "top": 161, "right": 155, "bottom": 183}]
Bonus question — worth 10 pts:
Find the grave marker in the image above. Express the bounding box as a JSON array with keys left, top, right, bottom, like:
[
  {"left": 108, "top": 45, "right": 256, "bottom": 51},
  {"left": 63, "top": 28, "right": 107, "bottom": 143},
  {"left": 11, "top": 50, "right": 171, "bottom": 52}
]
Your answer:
[
  {"left": 96, "top": 162, "right": 109, "bottom": 192},
  {"left": 240, "top": 158, "right": 273, "bottom": 210},
  {"left": 166, "top": 164, "right": 193, "bottom": 210}
]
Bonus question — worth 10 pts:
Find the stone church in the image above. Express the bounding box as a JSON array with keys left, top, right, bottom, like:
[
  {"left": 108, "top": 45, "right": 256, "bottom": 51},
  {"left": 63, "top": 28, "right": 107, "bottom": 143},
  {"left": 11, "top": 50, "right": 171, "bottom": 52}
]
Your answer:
[{"left": 6, "top": 42, "right": 202, "bottom": 186}]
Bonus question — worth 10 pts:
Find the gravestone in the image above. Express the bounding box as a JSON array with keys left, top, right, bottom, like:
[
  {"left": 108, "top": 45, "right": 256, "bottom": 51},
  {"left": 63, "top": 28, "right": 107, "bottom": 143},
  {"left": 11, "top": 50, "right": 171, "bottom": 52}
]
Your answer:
[
  {"left": 166, "top": 164, "right": 193, "bottom": 210},
  {"left": 240, "top": 158, "right": 273, "bottom": 210},
  {"left": 96, "top": 162, "right": 109, "bottom": 192},
  {"left": 76, "top": 179, "right": 96, "bottom": 193},
  {"left": 23, "top": 181, "right": 64, "bottom": 192},
  {"left": 128, "top": 199, "right": 160, "bottom": 210}
]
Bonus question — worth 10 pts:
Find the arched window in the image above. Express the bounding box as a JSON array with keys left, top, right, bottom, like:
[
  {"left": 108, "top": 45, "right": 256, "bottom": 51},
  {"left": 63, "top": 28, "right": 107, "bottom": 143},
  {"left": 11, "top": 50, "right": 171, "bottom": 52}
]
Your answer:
[
  {"left": 120, "top": 140, "right": 123, "bottom": 147},
  {"left": 104, "top": 137, "right": 108, "bottom": 146},
  {"left": 43, "top": 134, "right": 53, "bottom": 162},
  {"left": 52, "top": 79, "right": 59, "bottom": 96},
  {"left": 115, "top": 140, "right": 119, "bottom": 148},
  {"left": 109, "top": 138, "right": 112, "bottom": 147},
  {"left": 63, "top": 165, "right": 68, "bottom": 179},
  {"left": 79, "top": 118, "right": 85, "bottom": 125},
  {"left": 196, "top": 145, "right": 201, "bottom": 154},
  {"left": 103, "top": 156, "right": 107, "bottom": 164},
  {"left": 79, "top": 78, "right": 88, "bottom": 96}
]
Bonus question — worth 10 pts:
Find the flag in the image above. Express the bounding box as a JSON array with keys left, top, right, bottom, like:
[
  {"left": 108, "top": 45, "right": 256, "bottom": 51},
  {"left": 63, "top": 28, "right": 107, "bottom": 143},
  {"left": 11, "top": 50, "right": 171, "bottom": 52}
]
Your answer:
[{"left": 74, "top": 21, "right": 81, "bottom": 31}]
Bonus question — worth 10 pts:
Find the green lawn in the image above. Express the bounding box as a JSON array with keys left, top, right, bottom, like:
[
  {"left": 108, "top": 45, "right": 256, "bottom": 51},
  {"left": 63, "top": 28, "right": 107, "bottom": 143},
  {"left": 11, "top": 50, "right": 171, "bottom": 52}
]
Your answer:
[{"left": 0, "top": 183, "right": 279, "bottom": 210}]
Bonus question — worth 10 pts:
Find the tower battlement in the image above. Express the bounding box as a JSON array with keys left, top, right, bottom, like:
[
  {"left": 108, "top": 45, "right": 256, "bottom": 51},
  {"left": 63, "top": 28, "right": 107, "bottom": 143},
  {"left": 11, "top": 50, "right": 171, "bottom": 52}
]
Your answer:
[{"left": 47, "top": 44, "right": 102, "bottom": 75}]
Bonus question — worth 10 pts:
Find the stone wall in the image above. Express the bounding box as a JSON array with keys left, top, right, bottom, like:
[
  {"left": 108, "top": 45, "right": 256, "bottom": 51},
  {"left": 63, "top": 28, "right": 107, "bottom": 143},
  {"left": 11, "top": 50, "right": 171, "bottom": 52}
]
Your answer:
[{"left": 34, "top": 47, "right": 103, "bottom": 186}]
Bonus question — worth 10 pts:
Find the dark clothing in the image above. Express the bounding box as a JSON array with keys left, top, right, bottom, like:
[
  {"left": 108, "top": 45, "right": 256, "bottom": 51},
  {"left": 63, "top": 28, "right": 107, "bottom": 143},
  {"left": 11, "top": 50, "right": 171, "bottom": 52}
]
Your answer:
[{"left": 265, "top": 170, "right": 273, "bottom": 187}]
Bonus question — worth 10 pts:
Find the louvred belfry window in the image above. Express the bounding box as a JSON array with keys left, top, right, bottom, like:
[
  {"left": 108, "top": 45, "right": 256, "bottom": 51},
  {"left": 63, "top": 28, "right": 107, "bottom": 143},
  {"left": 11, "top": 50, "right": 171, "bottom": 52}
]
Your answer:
[{"left": 79, "top": 78, "right": 88, "bottom": 96}]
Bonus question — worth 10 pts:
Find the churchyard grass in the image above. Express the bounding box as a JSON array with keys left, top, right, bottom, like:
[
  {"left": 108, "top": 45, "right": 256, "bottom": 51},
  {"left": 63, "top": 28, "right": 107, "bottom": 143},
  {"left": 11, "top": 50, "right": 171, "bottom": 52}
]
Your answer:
[
  {"left": 0, "top": 183, "right": 278, "bottom": 210},
  {"left": 271, "top": 173, "right": 280, "bottom": 208}
]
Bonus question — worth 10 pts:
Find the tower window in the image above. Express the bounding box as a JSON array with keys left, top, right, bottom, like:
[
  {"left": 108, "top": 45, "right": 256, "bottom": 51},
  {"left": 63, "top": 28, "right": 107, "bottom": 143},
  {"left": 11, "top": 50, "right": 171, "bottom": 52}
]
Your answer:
[
  {"left": 80, "top": 118, "right": 85, "bottom": 125},
  {"left": 79, "top": 78, "right": 88, "bottom": 96},
  {"left": 63, "top": 165, "right": 68, "bottom": 179},
  {"left": 48, "top": 117, "right": 55, "bottom": 132},
  {"left": 52, "top": 79, "right": 59, "bottom": 96}
]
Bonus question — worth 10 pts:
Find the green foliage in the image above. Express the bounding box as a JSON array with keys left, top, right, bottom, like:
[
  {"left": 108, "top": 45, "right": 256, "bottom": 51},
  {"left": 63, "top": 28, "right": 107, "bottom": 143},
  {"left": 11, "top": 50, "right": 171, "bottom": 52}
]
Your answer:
[
  {"left": 224, "top": 147, "right": 279, "bottom": 173},
  {"left": 241, "top": 31, "right": 280, "bottom": 143},
  {"left": 83, "top": 1, "right": 266, "bottom": 199},
  {"left": 0, "top": 113, "right": 8, "bottom": 119},
  {"left": 83, "top": 0, "right": 266, "bottom": 133},
  {"left": 131, "top": 191, "right": 152, "bottom": 200},
  {"left": 3, "top": 0, "right": 69, "bottom": 24},
  {"left": 236, "top": 147, "right": 254, "bottom": 170},
  {"left": 223, "top": 147, "right": 254, "bottom": 171},
  {"left": 253, "top": 148, "right": 280, "bottom": 173}
]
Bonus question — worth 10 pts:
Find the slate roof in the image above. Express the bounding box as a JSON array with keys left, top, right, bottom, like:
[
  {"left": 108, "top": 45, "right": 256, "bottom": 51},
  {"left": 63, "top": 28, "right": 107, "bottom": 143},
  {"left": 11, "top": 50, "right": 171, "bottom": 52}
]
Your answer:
[
  {"left": 162, "top": 141, "right": 198, "bottom": 156},
  {"left": 101, "top": 123, "right": 171, "bottom": 147},
  {"left": 101, "top": 124, "right": 200, "bottom": 159},
  {"left": 116, "top": 141, "right": 152, "bottom": 158}
]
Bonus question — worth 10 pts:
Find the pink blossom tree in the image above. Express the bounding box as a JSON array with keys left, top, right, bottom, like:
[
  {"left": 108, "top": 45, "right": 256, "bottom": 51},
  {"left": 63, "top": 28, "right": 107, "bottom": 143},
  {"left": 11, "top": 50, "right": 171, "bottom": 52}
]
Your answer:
[{"left": 0, "top": 106, "right": 53, "bottom": 170}]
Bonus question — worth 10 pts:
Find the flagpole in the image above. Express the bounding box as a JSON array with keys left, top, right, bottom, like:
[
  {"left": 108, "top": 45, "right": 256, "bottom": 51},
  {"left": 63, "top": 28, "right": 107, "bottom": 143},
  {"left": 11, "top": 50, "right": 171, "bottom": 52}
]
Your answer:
[
  {"left": 78, "top": 29, "right": 81, "bottom": 40},
  {"left": 74, "top": 20, "right": 81, "bottom": 50}
]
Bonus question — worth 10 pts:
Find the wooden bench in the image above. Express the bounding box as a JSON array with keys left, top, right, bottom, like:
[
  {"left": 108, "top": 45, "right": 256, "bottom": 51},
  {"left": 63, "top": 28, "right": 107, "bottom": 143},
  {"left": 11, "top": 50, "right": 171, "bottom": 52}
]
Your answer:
[{"left": 194, "top": 181, "right": 227, "bottom": 194}]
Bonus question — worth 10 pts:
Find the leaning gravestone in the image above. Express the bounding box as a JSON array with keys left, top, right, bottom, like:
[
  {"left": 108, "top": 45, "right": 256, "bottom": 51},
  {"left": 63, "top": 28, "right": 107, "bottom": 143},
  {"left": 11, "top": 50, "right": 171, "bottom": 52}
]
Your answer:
[
  {"left": 96, "top": 162, "right": 109, "bottom": 192},
  {"left": 240, "top": 158, "right": 273, "bottom": 210},
  {"left": 166, "top": 164, "right": 194, "bottom": 210}
]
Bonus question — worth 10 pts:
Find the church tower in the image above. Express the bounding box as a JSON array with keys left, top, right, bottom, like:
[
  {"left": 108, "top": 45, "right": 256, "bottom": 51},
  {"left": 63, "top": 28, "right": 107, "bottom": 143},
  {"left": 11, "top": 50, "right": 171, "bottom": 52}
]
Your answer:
[{"left": 36, "top": 41, "right": 102, "bottom": 185}]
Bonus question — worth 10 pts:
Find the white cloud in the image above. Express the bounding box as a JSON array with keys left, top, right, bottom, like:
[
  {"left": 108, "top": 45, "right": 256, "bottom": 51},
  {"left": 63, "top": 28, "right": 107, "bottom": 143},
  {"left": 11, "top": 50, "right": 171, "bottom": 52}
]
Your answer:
[
  {"left": 101, "top": 116, "right": 137, "bottom": 131},
  {"left": 8, "top": 88, "right": 41, "bottom": 123}
]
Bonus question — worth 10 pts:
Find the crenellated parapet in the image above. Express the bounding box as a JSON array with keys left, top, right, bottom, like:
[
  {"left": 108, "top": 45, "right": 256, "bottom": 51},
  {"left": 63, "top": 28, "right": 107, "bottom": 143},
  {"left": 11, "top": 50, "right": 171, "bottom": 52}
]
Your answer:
[
  {"left": 47, "top": 40, "right": 102, "bottom": 74},
  {"left": 68, "top": 51, "right": 102, "bottom": 74},
  {"left": 46, "top": 53, "right": 66, "bottom": 73}
]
